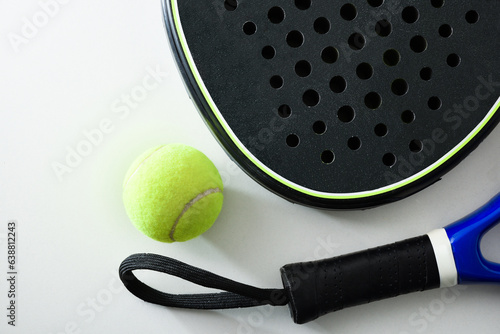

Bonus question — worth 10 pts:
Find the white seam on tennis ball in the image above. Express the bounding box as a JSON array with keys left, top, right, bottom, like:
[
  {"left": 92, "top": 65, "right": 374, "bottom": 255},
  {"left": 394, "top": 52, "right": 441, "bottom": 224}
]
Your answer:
[
  {"left": 124, "top": 145, "right": 167, "bottom": 189},
  {"left": 169, "top": 187, "right": 223, "bottom": 242}
]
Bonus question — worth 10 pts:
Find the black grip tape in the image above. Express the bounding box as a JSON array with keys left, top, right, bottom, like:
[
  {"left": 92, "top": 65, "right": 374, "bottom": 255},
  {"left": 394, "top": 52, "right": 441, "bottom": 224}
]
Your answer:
[{"left": 280, "top": 235, "right": 440, "bottom": 324}]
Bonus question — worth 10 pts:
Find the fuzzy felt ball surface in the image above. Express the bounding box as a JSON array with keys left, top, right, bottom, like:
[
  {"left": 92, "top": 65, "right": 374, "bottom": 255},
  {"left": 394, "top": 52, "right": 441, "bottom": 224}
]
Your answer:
[{"left": 123, "top": 144, "right": 224, "bottom": 243}]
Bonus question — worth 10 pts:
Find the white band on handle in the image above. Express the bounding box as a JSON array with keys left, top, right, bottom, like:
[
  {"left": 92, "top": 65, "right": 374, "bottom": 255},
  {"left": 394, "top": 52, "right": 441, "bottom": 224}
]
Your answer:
[{"left": 427, "top": 229, "right": 458, "bottom": 287}]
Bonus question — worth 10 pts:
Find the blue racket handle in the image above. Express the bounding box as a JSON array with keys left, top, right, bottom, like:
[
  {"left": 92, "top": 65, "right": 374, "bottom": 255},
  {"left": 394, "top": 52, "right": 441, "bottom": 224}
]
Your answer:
[
  {"left": 441, "top": 193, "right": 500, "bottom": 284},
  {"left": 281, "top": 193, "right": 500, "bottom": 324}
]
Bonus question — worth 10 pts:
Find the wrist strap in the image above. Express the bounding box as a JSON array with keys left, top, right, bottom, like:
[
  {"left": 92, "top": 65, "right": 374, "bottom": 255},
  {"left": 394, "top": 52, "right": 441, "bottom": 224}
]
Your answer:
[
  {"left": 119, "top": 234, "right": 443, "bottom": 324},
  {"left": 119, "top": 253, "right": 288, "bottom": 309}
]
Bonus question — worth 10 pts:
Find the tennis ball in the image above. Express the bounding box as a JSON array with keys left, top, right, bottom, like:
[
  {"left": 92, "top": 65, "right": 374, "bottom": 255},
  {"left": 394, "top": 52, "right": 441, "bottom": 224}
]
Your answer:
[{"left": 123, "top": 144, "right": 224, "bottom": 243}]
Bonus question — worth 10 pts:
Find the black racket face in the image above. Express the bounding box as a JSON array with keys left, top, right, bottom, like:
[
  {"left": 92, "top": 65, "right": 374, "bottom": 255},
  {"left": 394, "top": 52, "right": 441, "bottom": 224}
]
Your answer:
[{"left": 163, "top": 0, "right": 500, "bottom": 209}]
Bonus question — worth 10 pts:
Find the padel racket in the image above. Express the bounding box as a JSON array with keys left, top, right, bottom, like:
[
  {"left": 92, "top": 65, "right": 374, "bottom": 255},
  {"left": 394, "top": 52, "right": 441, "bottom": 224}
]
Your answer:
[
  {"left": 120, "top": 192, "right": 500, "bottom": 324},
  {"left": 162, "top": 0, "right": 500, "bottom": 209}
]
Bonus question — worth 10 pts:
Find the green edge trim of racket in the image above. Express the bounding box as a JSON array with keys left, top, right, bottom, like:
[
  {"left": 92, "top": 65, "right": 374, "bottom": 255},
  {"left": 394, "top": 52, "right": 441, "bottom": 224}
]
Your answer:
[{"left": 170, "top": 0, "right": 500, "bottom": 200}]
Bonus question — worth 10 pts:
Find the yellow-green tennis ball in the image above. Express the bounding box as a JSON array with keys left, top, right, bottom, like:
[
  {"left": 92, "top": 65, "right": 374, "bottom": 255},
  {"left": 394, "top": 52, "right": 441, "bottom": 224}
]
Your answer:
[{"left": 123, "top": 144, "right": 223, "bottom": 243}]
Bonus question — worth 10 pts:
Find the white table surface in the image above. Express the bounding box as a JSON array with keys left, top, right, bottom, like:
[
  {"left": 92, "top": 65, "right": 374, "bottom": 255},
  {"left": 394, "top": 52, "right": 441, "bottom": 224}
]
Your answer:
[{"left": 1, "top": 1, "right": 500, "bottom": 333}]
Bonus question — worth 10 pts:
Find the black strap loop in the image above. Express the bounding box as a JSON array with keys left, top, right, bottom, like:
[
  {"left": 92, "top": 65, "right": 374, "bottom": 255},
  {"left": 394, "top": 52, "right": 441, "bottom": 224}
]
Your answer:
[{"left": 119, "top": 253, "right": 288, "bottom": 310}]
